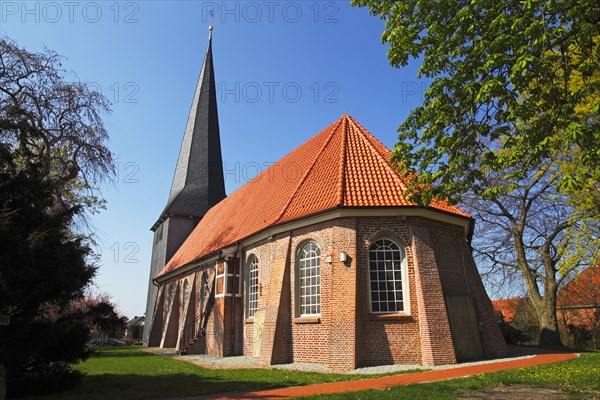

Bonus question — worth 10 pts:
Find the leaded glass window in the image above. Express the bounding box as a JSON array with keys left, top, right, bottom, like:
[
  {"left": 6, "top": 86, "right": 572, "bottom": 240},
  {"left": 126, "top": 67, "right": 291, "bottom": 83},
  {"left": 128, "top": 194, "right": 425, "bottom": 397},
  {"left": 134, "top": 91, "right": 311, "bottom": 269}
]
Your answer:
[
  {"left": 298, "top": 241, "right": 321, "bottom": 316},
  {"left": 368, "top": 239, "right": 407, "bottom": 313},
  {"left": 247, "top": 256, "right": 259, "bottom": 318}
]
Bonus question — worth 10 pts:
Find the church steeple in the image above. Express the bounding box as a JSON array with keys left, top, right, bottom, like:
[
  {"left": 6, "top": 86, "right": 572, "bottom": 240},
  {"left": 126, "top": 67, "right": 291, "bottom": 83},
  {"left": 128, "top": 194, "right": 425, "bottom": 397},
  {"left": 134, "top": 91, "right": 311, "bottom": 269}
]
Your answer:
[{"left": 154, "top": 27, "right": 226, "bottom": 228}]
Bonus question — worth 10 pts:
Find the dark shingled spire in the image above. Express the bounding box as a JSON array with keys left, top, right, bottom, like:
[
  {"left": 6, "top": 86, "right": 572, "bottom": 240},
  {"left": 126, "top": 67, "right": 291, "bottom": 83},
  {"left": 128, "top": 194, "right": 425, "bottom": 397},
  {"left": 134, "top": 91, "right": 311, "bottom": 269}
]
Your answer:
[
  {"left": 153, "top": 28, "right": 226, "bottom": 229},
  {"left": 144, "top": 27, "right": 225, "bottom": 344}
]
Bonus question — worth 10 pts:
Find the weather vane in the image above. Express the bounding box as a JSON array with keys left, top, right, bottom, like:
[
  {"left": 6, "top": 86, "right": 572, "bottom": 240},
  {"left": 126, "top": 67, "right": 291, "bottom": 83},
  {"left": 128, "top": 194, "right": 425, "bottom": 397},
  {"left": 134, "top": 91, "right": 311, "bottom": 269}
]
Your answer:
[{"left": 208, "top": 8, "right": 215, "bottom": 31}]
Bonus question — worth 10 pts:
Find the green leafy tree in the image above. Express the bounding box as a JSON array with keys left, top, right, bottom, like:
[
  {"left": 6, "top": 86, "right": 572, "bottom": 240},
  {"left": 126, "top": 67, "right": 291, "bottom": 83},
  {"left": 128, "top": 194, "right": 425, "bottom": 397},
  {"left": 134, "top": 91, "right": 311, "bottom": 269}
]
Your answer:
[
  {"left": 0, "top": 36, "right": 114, "bottom": 219},
  {"left": 351, "top": 0, "right": 598, "bottom": 204},
  {"left": 67, "top": 292, "right": 128, "bottom": 339},
  {"left": 0, "top": 148, "right": 96, "bottom": 396},
  {"left": 0, "top": 36, "right": 114, "bottom": 396},
  {"left": 465, "top": 161, "right": 596, "bottom": 345},
  {"left": 353, "top": 0, "right": 599, "bottom": 346}
]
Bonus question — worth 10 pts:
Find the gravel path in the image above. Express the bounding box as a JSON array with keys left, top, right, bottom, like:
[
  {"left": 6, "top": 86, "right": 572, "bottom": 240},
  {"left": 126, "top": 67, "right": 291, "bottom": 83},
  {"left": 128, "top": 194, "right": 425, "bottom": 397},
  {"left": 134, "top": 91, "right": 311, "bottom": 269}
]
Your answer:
[
  {"left": 166, "top": 352, "right": 578, "bottom": 400},
  {"left": 144, "top": 345, "right": 561, "bottom": 375}
]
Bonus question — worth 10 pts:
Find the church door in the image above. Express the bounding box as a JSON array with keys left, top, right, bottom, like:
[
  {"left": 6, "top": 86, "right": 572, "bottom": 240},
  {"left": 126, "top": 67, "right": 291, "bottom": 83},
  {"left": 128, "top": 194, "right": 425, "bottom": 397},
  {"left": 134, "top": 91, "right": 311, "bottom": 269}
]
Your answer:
[
  {"left": 445, "top": 295, "right": 484, "bottom": 361},
  {"left": 252, "top": 310, "right": 265, "bottom": 357}
]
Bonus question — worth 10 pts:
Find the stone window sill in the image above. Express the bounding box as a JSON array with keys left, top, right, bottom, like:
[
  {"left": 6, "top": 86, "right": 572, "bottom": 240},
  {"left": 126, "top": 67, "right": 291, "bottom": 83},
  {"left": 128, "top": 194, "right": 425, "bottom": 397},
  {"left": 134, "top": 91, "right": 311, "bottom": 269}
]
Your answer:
[
  {"left": 244, "top": 318, "right": 254, "bottom": 324},
  {"left": 294, "top": 316, "right": 321, "bottom": 324},
  {"left": 368, "top": 313, "right": 413, "bottom": 322}
]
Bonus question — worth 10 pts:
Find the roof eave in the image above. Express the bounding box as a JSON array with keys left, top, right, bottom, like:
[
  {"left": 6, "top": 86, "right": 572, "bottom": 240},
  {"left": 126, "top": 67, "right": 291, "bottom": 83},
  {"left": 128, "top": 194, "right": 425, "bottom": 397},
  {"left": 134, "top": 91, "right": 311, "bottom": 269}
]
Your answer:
[{"left": 156, "top": 204, "right": 474, "bottom": 280}]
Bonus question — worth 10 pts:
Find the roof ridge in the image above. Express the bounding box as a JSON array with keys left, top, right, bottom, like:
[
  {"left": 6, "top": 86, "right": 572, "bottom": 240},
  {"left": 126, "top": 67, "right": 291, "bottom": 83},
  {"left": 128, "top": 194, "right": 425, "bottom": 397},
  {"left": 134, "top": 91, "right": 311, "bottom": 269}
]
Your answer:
[
  {"left": 347, "top": 116, "right": 469, "bottom": 215},
  {"left": 336, "top": 116, "right": 349, "bottom": 206},
  {"left": 274, "top": 117, "right": 345, "bottom": 223},
  {"left": 346, "top": 116, "right": 408, "bottom": 192}
]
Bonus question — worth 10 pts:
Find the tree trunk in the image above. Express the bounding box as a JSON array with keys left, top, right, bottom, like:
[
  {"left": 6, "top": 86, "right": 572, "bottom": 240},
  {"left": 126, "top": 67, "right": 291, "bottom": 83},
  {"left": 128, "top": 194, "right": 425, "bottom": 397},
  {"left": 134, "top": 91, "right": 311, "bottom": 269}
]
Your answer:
[
  {"left": 0, "top": 364, "right": 6, "bottom": 400},
  {"left": 537, "top": 303, "right": 563, "bottom": 347}
]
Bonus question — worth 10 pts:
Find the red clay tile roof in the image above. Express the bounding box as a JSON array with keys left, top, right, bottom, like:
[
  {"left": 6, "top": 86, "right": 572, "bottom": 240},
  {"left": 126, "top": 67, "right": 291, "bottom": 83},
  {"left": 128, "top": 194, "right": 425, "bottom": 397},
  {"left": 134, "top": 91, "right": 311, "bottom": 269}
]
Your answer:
[
  {"left": 558, "top": 265, "right": 600, "bottom": 307},
  {"left": 491, "top": 298, "right": 520, "bottom": 323},
  {"left": 157, "top": 115, "right": 470, "bottom": 278}
]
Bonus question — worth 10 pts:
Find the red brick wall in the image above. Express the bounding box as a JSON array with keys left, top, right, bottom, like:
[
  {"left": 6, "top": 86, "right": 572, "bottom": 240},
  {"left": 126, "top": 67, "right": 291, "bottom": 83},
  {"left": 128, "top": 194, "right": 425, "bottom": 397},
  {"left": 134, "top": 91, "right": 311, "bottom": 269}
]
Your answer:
[
  {"left": 242, "top": 218, "right": 358, "bottom": 370},
  {"left": 243, "top": 234, "right": 289, "bottom": 361},
  {"left": 242, "top": 238, "right": 269, "bottom": 357},
  {"left": 161, "top": 280, "right": 181, "bottom": 348},
  {"left": 356, "top": 217, "right": 423, "bottom": 366},
  {"left": 414, "top": 217, "right": 506, "bottom": 361},
  {"left": 147, "top": 285, "right": 164, "bottom": 347},
  {"left": 327, "top": 219, "right": 358, "bottom": 371},
  {"left": 434, "top": 232, "right": 469, "bottom": 296},
  {"left": 290, "top": 219, "right": 356, "bottom": 370},
  {"left": 209, "top": 262, "right": 225, "bottom": 357},
  {"left": 176, "top": 273, "right": 196, "bottom": 351},
  {"left": 455, "top": 235, "right": 507, "bottom": 358},
  {"left": 153, "top": 213, "right": 505, "bottom": 369},
  {"left": 205, "top": 294, "right": 224, "bottom": 356},
  {"left": 409, "top": 220, "right": 457, "bottom": 365},
  {"left": 259, "top": 234, "right": 292, "bottom": 365}
]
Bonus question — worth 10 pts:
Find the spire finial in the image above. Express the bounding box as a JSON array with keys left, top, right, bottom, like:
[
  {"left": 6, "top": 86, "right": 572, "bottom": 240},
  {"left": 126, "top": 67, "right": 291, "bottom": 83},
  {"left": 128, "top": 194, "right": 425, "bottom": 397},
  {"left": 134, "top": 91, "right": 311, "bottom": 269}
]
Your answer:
[{"left": 208, "top": 8, "right": 215, "bottom": 32}]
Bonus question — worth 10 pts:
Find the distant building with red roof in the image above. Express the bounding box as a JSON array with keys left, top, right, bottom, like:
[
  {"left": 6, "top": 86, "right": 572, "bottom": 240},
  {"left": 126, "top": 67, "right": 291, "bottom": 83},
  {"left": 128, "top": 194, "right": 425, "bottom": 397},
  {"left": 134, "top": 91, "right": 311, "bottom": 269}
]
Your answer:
[
  {"left": 557, "top": 265, "right": 600, "bottom": 332},
  {"left": 492, "top": 298, "right": 521, "bottom": 323},
  {"left": 144, "top": 30, "right": 506, "bottom": 371},
  {"left": 490, "top": 265, "right": 599, "bottom": 344}
]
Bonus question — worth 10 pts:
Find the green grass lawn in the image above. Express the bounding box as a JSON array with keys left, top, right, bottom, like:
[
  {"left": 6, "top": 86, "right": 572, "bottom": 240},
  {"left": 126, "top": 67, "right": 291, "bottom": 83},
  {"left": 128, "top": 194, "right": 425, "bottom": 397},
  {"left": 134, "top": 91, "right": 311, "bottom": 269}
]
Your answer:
[
  {"left": 21, "top": 346, "right": 414, "bottom": 400},
  {"left": 21, "top": 347, "right": 600, "bottom": 400},
  {"left": 300, "top": 351, "right": 600, "bottom": 399}
]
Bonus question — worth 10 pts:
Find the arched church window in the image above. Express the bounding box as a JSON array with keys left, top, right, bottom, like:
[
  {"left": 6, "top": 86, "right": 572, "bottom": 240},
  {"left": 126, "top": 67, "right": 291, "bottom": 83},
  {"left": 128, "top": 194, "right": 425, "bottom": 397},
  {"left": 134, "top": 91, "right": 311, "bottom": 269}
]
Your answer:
[
  {"left": 368, "top": 239, "right": 409, "bottom": 314},
  {"left": 247, "top": 255, "right": 259, "bottom": 318},
  {"left": 297, "top": 241, "right": 321, "bottom": 316},
  {"left": 199, "top": 272, "right": 209, "bottom": 314},
  {"left": 182, "top": 279, "right": 190, "bottom": 306},
  {"left": 166, "top": 284, "right": 175, "bottom": 308}
]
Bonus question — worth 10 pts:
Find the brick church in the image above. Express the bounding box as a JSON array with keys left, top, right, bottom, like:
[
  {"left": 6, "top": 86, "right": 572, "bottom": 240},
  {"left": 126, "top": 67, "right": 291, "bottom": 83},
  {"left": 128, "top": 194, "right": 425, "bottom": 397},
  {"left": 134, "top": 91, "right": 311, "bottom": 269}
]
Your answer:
[{"left": 143, "top": 28, "right": 507, "bottom": 371}]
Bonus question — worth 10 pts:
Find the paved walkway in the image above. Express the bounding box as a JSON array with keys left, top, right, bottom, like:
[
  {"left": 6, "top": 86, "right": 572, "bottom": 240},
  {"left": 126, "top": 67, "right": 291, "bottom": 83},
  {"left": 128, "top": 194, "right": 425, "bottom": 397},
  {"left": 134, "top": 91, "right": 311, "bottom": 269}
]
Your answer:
[{"left": 172, "top": 352, "right": 576, "bottom": 400}]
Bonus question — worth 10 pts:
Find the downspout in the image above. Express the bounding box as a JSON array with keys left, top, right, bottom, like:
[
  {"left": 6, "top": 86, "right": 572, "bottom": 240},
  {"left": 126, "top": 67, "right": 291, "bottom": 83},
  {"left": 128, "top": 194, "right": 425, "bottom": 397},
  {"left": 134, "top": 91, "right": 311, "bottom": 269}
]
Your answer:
[
  {"left": 466, "top": 218, "right": 475, "bottom": 248},
  {"left": 146, "top": 278, "right": 160, "bottom": 345},
  {"left": 230, "top": 243, "right": 240, "bottom": 355}
]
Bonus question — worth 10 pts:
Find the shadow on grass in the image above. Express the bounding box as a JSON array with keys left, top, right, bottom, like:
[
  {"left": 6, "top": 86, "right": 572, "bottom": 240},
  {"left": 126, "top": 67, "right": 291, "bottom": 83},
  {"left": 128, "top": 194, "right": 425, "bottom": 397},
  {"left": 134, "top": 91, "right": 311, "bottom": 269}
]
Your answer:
[
  {"left": 88, "top": 349, "right": 155, "bottom": 358},
  {"left": 20, "top": 373, "right": 295, "bottom": 400}
]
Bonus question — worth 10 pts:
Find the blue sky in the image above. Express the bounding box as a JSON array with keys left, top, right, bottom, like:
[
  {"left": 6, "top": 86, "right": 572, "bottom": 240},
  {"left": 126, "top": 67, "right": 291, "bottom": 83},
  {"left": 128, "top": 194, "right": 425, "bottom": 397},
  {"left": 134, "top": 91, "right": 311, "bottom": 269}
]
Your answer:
[{"left": 1, "top": 1, "right": 432, "bottom": 317}]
